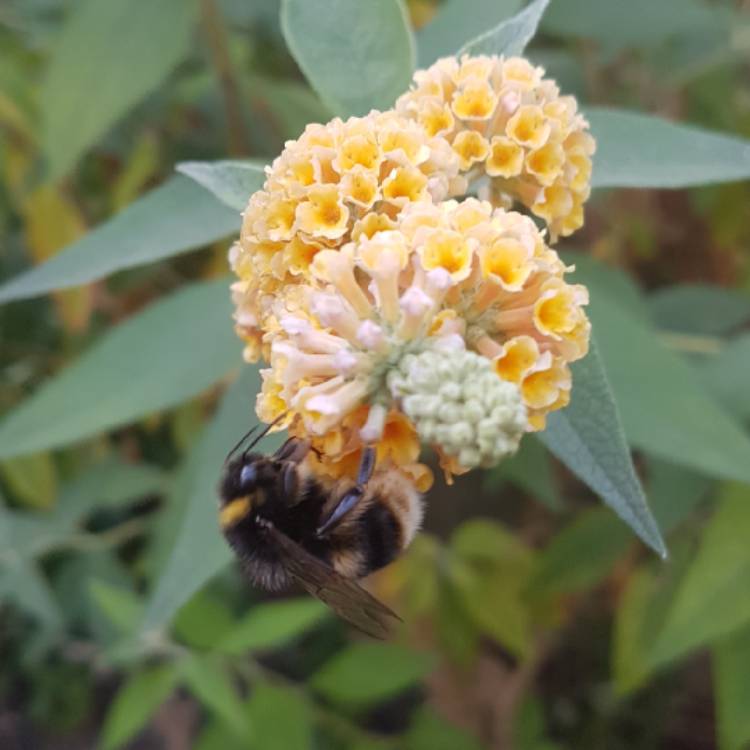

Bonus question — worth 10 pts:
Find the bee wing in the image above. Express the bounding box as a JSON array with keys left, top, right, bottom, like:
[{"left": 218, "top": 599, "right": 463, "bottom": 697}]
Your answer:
[{"left": 265, "top": 524, "right": 401, "bottom": 640}]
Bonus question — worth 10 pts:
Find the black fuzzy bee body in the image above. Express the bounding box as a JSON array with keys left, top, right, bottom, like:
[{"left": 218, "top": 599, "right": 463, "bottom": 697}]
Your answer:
[{"left": 218, "top": 434, "right": 423, "bottom": 638}]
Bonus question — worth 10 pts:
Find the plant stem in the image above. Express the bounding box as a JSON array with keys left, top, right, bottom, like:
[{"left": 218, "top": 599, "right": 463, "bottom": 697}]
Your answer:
[{"left": 200, "top": 0, "right": 250, "bottom": 156}]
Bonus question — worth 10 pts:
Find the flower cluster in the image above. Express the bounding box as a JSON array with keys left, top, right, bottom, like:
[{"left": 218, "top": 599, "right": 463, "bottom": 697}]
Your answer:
[
  {"left": 396, "top": 55, "right": 595, "bottom": 240},
  {"left": 230, "top": 110, "right": 465, "bottom": 363},
  {"left": 254, "top": 200, "right": 589, "bottom": 481},
  {"left": 230, "top": 54, "right": 593, "bottom": 486}
]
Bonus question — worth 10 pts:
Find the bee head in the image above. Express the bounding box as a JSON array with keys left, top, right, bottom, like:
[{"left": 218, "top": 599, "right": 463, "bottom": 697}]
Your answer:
[{"left": 219, "top": 453, "right": 280, "bottom": 528}]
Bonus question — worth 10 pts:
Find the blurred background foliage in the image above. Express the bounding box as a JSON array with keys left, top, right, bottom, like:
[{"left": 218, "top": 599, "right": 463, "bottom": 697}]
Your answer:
[{"left": 1, "top": 0, "right": 750, "bottom": 748}]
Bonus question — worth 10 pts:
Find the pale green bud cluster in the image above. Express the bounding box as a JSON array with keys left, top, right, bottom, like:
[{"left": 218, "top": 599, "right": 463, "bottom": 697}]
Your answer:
[{"left": 387, "top": 344, "right": 527, "bottom": 469}]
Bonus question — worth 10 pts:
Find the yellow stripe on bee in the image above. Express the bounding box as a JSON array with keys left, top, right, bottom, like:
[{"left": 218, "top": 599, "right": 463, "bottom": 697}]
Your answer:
[{"left": 219, "top": 496, "right": 252, "bottom": 528}]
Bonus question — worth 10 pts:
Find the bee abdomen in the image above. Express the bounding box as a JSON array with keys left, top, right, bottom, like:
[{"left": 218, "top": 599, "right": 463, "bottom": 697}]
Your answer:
[{"left": 357, "top": 500, "right": 402, "bottom": 576}]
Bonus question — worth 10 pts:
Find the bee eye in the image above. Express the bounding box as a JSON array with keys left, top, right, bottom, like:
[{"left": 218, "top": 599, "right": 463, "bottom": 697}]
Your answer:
[{"left": 239, "top": 464, "right": 257, "bottom": 489}]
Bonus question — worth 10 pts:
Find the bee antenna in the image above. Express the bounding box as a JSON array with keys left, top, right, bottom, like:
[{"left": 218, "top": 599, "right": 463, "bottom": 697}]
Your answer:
[
  {"left": 242, "top": 412, "right": 288, "bottom": 458},
  {"left": 224, "top": 424, "right": 261, "bottom": 463}
]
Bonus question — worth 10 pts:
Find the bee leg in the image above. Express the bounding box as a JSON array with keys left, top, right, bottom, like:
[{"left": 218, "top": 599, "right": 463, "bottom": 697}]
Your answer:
[
  {"left": 273, "top": 437, "right": 310, "bottom": 463},
  {"left": 316, "top": 446, "right": 376, "bottom": 537},
  {"left": 282, "top": 462, "right": 299, "bottom": 498}
]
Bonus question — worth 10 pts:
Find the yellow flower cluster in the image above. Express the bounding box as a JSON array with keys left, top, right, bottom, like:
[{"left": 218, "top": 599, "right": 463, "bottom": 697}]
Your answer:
[
  {"left": 396, "top": 55, "right": 595, "bottom": 240},
  {"left": 230, "top": 110, "right": 465, "bottom": 363},
  {"left": 229, "top": 54, "right": 594, "bottom": 484},
  {"left": 254, "top": 199, "right": 589, "bottom": 481}
]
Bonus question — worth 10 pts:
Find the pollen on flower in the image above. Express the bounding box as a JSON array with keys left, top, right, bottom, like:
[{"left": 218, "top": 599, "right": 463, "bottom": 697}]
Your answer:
[
  {"left": 229, "top": 55, "right": 594, "bottom": 485},
  {"left": 251, "top": 199, "right": 589, "bottom": 480},
  {"left": 231, "top": 110, "right": 464, "bottom": 362},
  {"left": 397, "top": 54, "right": 595, "bottom": 240}
]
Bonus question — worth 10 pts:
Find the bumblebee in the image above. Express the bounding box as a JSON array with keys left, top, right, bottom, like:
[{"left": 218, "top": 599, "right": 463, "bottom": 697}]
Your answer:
[{"left": 218, "top": 419, "right": 423, "bottom": 638}]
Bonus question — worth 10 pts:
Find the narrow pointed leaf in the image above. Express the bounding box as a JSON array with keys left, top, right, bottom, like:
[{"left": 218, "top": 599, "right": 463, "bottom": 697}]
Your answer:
[
  {"left": 42, "top": 0, "right": 198, "bottom": 179},
  {"left": 651, "top": 486, "right": 750, "bottom": 666},
  {"left": 246, "top": 683, "right": 313, "bottom": 750},
  {"left": 589, "top": 294, "right": 750, "bottom": 485},
  {"left": 312, "top": 643, "right": 434, "bottom": 706},
  {"left": 698, "top": 333, "right": 750, "bottom": 421},
  {"left": 417, "top": 0, "right": 522, "bottom": 66},
  {"left": 459, "top": 0, "right": 550, "bottom": 57},
  {"left": 217, "top": 599, "right": 327, "bottom": 654},
  {"left": 280, "top": 0, "right": 415, "bottom": 117},
  {"left": 0, "top": 279, "right": 240, "bottom": 458},
  {"left": 0, "top": 177, "right": 238, "bottom": 304},
  {"left": 539, "top": 339, "right": 666, "bottom": 556},
  {"left": 100, "top": 665, "right": 180, "bottom": 750},
  {"left": 181, "top": 656, "right": 249, "bottom": 735},
  {"left": 649, "top": 284, "right": 750, "bottom": 335},
  {"left": 714, "top": 625, "right": 750, "bottom": 750},
  {"left": 177, "top": 161, "right": 265, "bottom": 212},
  {"left": 589, "top": 108, "right": 750, "bottom": 188},
  {"left": 141, "top": 367, "right": 277, "bottom": 635},
  {"left": 542, "top": 0, "right": 727, "bottom": 50}
]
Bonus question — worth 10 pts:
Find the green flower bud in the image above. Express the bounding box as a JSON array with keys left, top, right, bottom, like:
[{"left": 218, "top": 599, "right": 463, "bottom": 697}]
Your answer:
[{"left": 387, "top": 345, "right": 526, "bottom": 469}]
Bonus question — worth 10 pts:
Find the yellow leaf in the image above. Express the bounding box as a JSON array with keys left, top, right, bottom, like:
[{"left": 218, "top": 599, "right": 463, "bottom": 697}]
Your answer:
[
  {"left": 0, "top": 453, "right": 58, "bottom": 510},
  {"left": 111, "top": 132, "right": 160, "bottom": 210},
  {"left": 21, "top": 185, "right": 92, "bottom": 332}
]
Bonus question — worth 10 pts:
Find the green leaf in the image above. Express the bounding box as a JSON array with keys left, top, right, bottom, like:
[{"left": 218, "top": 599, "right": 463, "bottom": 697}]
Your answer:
[
  {"left": 407, "top": 706, "right": 484, "bottom": 750},
  {"left": 612, "top": 566, "right": 660, "bottom": 695},
  {"left": 459, "top": 0, "right": 550, "bottom": 57},
  {"left": 714, "top": 625, "right": 750, "bottom": 750},
  {"left": 141, "top": 367, "right": 274, "bottom": 635},
  {"left": 41, "top": 0, "right": 198, "bottom": 179},
  {"left": 0, "top": 279, "right": 240, "bottom": 459},
  {"left": 54, "top": 459, "right": 168, "bottom": 525},
  {"left": 528, "top": 509, "right": 632, "bottom": 597},
  {"left": 177, "top": 161, "right": 265, "bottom": 212},
  {"left": 589, "top": 108, "right": 750, "bottom": 188},
  {"left": 539, "top": 339, "right": 666, "bottom": 556},
  {"left": 173, "top": 591, "right": 236, "bottom": 650},
  {"left": 246, "top": 683, "right": 313, "bottom": 750},
  {"left": 0, "top": 452, "right": 57, "bottom": 509},
  {"left": 436, "top": 566, "right": 480, "bottom": 665},
  {"left": 646, "top": 457, "right": 711, "bottom": 533},
  {"left": 649, "top": 285, "right": 750, "bottom": 335},
  {"left": 0, "top": 176, "right": 238, "bottom": 304},
  {"left": 216, "top": 599, "right": 327, "bottom": 654},
  {"left": 451, "top": 520, "right": 535, "bottom": 656},
  {"left": 461, "top": 564, "right": 532, "bottom": 657},
  {"left": 651, "top": 484, "right": 750, "bottom": 666},
  {"left": 529, "top": 48, "right": 586, "bottom": 99},
  {"left": 590, "top": 293, "right": 750, "bottom": 485},
  {"left": 698, "top": 334, "right": 750, "bottom": 421},
  {"left": 0, "top": 556, "right": 63, "bottom": 628},
  {"left": 566, "top": 253, "right": 647, "bottom": 322},
  {"left": 193, "top": 723, "right": 247, "bottom": 750},
  {"left": 611, "top": 540, "right": 692, "bottom": 695},
  {"left": 89, "top": 580, "right": 143, "bottom": 635},
  {"left": 280, "top": 0, "right": 415, "bottom": 117},
  {"left": 100, "top": 664, "right": 180, "bottom": 750},
  {"left": 312, "top": 643, "right": 434, "bottom": 707},
  {"left": 181, "top": 656, "right": 249, "bottom": 735},
  {"left": 0, "top": 503, "right": 72, "bottom": 563},
  {"left": 513, "top": 698, "right": 564, "bottom": 750},
  {"left": 451, "top": 519, "right": 534, "bottom": 568},
  {"left": 486, "top": 435, "right": 560, "bottom": 510},
  {"left": 249, "top": 75, "right": 333, "bottom": 142},
  {"left": 542, "top": 0, "right": 723, "bottom": 50},
  {"left": 416, "top": 0, "right": 523, "bottom": 66}
]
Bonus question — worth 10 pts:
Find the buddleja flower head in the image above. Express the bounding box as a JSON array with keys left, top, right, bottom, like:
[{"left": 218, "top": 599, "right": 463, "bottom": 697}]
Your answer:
[
  {"left": 396, "top": 55, "right": 595, "bottom": 240},
  {"left": 228, "top": 53, "right": 595, "bottom": 487},
  {"left": 230, "top": 110, "right": 465, "bottom": 363},
  {"left": 255, "top": 199, "right": 589, "bottom": 482}
]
